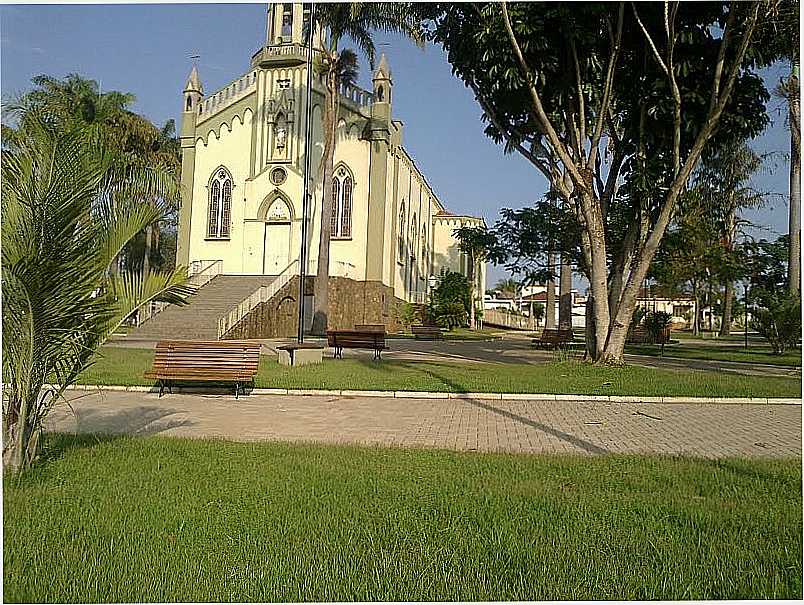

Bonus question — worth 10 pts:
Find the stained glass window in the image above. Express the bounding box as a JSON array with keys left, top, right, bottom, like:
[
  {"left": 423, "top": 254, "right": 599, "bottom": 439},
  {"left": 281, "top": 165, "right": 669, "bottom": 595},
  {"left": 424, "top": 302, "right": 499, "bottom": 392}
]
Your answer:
[{"left": 207, "top": 168, "right": 232, "bottom": 238}]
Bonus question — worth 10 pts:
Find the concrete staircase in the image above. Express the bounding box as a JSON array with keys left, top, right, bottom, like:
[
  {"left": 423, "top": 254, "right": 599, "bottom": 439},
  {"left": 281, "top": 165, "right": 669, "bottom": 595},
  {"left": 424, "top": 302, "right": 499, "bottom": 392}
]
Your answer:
[{"left": 127, "top": 275, "right": 278, "bottom": 341}]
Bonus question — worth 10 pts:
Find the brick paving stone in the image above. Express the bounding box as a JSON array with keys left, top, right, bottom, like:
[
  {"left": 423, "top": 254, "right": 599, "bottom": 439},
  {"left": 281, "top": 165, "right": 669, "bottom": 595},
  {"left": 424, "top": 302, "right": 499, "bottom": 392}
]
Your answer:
[{"left": 46, "top": 391, "right": 802, "bottom": 459}]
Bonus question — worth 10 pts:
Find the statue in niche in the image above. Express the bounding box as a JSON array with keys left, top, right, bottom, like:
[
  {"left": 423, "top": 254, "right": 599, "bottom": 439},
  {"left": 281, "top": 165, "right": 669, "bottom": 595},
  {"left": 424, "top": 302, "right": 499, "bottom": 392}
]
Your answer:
[{"left": 275, "top": 112, "right": 287, "bottom": 152}]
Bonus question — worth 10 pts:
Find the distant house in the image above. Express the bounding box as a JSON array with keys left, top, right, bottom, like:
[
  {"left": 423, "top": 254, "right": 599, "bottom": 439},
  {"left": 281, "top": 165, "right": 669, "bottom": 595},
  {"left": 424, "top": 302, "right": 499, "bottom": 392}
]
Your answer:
[{"left": 635, "top": 287, "right": 697, "bottom": 327}]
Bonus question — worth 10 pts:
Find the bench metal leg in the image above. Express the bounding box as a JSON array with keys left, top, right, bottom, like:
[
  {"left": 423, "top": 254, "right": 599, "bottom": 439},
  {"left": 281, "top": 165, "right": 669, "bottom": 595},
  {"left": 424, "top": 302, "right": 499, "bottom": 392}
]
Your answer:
[
  {"left": 234, "top": 382, "right": 240, "bottom": 400},
  {"left": 158, "top": 380, "right": 165, "bottom": 398},
  {"left": 373, "top": 348, "right": 382, "bottom": 361},
  {"left": 335, "top": 346, "right": 343, "bottom": 359}
]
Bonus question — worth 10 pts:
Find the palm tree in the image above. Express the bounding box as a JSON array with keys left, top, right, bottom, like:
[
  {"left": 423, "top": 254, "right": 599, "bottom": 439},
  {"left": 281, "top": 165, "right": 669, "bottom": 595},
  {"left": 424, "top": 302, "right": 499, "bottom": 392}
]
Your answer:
[
  {"left": 310, "top": 3, "right": 423, "bottom": 335},
  {"left": 2, "top": 94, "right": 190, "bottom": 473},
  {"left": 684, "top": 141, "right": 766, "bottom": 335},
  {"left": 8, "top": 74, "right": 182, "bottom": 276},
  {"left": 495, "top": 277, "right": 519, "bottom": 298}
]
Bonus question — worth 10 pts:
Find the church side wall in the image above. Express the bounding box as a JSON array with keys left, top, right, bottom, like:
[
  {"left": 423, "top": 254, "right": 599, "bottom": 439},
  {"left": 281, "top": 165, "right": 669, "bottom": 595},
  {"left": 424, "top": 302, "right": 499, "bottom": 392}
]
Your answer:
[{"left": 189, "top": 108, "right": 255, "bottom": 274}]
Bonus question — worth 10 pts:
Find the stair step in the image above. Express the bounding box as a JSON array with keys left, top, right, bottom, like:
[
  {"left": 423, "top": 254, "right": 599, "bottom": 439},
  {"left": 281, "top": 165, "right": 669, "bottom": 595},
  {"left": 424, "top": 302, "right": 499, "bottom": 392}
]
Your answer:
[{"left": 128, "top": 274, "right": 280, "bottom": 341}]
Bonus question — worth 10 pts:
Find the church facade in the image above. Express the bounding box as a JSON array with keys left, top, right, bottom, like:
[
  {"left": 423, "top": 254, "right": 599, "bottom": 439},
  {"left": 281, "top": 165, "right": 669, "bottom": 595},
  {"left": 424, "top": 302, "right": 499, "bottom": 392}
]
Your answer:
[{"left": 176, "top": 2, "right": 485, "bottom": 327}]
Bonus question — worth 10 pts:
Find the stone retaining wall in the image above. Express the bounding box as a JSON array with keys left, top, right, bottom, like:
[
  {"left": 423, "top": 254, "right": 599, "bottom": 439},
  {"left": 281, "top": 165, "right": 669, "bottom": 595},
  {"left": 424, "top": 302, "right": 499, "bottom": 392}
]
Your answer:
[{"left": 223, "top": 276, "right": 406, "bottom": 339}]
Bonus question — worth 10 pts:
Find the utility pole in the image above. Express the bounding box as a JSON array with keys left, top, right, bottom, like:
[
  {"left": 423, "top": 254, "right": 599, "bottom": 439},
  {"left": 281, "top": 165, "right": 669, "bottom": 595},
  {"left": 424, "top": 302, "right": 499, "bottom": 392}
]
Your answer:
[{"left": 297, "top": 1, "right": 315, "bottom": 343}]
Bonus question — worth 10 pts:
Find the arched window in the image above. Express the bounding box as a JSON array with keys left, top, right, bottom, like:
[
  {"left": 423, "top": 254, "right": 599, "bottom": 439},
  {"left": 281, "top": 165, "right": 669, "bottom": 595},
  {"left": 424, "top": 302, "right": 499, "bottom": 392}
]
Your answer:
[
  {"left": 207, "top": 168, "right": 232, "bottom": 239},
  {"left": 410, "top": 213, "right": 417, "bottom": 258},
  {"left": 331, "top": 165, "right": 353, "bottom": 239},
  {"left": 421, "top": 226, "right": 427, "bottom": 262},
  {"left": 281, "top": 4, "right": 292, "bottom": 37},
  {"left": 398, "top": 201, "right": 406, "bottom": 258}
]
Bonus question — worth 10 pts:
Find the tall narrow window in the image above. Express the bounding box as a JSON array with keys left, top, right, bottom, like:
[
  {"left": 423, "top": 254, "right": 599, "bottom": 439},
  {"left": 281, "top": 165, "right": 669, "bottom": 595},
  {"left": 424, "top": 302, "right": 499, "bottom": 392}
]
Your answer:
[
  {"left": 340, "top": 176, "right": 352, "bottom": 237},
  {"left": 421, "top": 226, "right": 427, "bottom": 267},
  {"left": 281, "top": 3, "right": 292, "bottom": 37},
  {"left": 410, "top": 214, "right": 417, "bottom": 257},
  {"left": 302, "top": 3, "right": 312, "bottom": 41},
  {"left": 207, "top": 168, "right": 233, "bottom": 239},
  {"left": 331, "top": 165, "right": 353, "bottom": 239},
  {"left": 398, "top": 201, "right": 406, "bottom": 258},
  {"left": 330, "top": 177, "right": 340, "bottom": 236}
]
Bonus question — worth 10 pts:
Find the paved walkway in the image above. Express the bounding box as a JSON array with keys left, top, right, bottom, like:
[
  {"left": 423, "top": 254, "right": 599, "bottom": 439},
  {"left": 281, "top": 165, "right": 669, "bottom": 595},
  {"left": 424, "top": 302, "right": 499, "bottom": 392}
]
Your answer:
[{"left": 48, "top": 390, "right": 801, "bottom": 458}]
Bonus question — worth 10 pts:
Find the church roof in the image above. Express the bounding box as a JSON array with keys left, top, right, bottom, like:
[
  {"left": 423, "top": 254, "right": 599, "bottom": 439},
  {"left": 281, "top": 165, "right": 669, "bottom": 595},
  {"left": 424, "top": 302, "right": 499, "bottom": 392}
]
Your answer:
[
  {"left": 374, "top": 52, "right": 392, "bottom": 80},
  {"left": 184, "top": 64, "right": 203, "bottom": 94}
]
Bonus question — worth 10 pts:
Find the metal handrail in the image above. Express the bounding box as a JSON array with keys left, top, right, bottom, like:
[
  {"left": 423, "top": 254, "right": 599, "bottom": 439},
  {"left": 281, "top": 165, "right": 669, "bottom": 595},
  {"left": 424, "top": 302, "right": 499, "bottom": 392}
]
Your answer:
[
  {"left": 217, "top": 260, "right": 299, "bottom": 338},
  {"left": 134, "top": 259, "right": 223, "bottom": 327},
  {"left": 188, "top": 259, "right": 223, "bottom": 288}
]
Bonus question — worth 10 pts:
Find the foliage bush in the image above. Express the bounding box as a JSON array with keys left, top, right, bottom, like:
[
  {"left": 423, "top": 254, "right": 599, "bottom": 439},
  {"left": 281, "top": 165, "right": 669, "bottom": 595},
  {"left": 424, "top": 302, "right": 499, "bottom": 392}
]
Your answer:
[
  {"left": 752, "top": 294, "right": 801, "bottom": 355},
  {"left": 398, "top": 302, "right": 421, "bottom": 329},
  {"left": 427, "top": 270, "right": 471, "bottom": 329},
  {"left": 644, "top": 311, "right": 673, "bottom": 353}
]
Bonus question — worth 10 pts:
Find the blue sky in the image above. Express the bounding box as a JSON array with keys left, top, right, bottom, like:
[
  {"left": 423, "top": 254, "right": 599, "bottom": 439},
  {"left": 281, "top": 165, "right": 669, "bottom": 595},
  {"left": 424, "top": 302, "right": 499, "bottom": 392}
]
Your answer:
[{"left": 1, "top": 2, "right": 794, "bottom": 287}]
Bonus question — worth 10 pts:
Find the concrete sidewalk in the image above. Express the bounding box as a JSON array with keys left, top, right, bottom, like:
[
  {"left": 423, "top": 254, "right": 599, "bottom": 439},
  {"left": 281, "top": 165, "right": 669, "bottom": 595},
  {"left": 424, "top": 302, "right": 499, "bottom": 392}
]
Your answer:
[{"left": 47, "top": 390, "right": 801, "bottom": 459}]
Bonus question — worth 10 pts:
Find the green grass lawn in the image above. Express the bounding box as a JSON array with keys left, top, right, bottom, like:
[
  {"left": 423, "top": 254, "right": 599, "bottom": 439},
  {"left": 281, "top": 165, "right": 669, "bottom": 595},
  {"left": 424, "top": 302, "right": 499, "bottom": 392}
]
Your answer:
[
  {"left": 4, "top": 435, "right": 801, "bottom": 602},
  {"left": 75, "top": 346, "right": 802, "bottom": 398},
  {"left": 626, "top": 343, "right": 802, "bottom": 367}
]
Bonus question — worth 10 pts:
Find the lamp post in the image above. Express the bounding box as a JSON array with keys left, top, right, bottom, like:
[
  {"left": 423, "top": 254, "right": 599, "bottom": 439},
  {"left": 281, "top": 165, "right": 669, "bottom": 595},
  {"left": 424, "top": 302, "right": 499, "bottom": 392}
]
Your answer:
[
  {"left": 743, "top": 280, "right": 749, "bottom": 350},
  {"left": 297, "top": 1, "right": 316, "bottom": 343}
]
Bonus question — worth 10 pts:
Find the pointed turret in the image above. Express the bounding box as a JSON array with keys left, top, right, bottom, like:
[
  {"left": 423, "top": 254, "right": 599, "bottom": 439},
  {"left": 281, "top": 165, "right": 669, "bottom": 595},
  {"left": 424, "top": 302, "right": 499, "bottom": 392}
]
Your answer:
[
  {"left": 375, "top": 52, "right": 392, "bottom": 82},
  {"left": 184, "top": 64, "right": 203, "bottom": 96},
  {"left": 177, "top": 62, "right": 203, "bottom": 268},
  {"left": 372, "top": 52, "right": 393, "bottom": 107}
]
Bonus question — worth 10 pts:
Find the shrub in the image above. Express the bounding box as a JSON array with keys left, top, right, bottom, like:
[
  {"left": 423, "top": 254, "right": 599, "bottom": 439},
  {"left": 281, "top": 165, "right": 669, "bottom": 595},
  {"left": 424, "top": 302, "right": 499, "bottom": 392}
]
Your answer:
[
  {"left": 752, "top": 294, "right": 801, "bottom": 354},
  {"left": 644, "top": 310, "right": 673, "bottom": 354},
  {"left": 398, "top": 302, "right": 420, "bottom": 329},
  {"left": 428, "top": 270, "right": 471, "bottom": 329}
]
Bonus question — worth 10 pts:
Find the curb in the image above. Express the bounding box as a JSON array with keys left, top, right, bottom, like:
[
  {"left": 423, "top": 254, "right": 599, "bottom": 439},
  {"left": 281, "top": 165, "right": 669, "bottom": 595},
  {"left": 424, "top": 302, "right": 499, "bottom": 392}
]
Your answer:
[{"left": 54, "top": 384, "right": 801, "bottom": 405}]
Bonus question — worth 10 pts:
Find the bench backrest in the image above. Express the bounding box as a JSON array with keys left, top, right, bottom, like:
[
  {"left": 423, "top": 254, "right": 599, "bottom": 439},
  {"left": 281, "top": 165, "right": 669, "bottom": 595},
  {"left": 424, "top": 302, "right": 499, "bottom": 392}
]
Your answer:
[
  {"left": 152, "top": 340, "right": 261, "bottom": 377},
  {"left": 628, "top": 326, "right": 670, "bottom": 344},
  {"left": 540, "top": 328, "right": 574, "bottom": 341},
  {"left": 354, "top": 324, "right": 386, "bottom": 333},
  {"left": 327, "top": 330, "right": 386, "bottom": 348}
]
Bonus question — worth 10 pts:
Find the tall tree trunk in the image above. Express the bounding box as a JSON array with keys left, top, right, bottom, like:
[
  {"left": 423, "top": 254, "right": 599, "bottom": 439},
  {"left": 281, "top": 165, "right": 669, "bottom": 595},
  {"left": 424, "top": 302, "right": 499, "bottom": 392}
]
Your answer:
[
  {"left": 558, "top": 254, "right": 572, "bottom": 330},
  {"left": 720, "top": 206, "right": 736, "bottom": 336},
  {"left": 788, "top": 65, "right": 801, "bottom": 294},
  {"left": 720, "top": 282, "right": 734, "bottom": 336},
  {"left": 143, "top": 224, "right": 152, "bottom": 276},
  {"left": 692, "top": 280, "right": 700, "bottom": 336},
  {"left": 312, "top": 66, "right": 338, "bottom": 335},
  {"left": 584, "top": 296, "right": 596, "bottom": 360},
  {"left": 468, "top": 252, "right": 476, "bottom": 329},
  {"left": 545, "top": 251, "right": 556, "bottom": 329}
]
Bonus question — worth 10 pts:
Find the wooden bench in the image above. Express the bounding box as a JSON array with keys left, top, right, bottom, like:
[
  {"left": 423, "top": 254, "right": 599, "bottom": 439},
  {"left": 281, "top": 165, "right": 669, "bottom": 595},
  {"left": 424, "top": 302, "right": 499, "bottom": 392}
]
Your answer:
[
  {"left": 327, "top": 330, "right": 387, "bottom": 360},
  {"left": 627, "top": 326, "right": 670, "bottom": 344},
  {"left": 144, "top": 340, "right": 261, "bottom": 398},
  {"left": 532, "top": 328, "right": 575, "bottom": 349},
  {"left": 354, "top": 324, "right": 386, "bottom": 332},
  {"left": 411, "top": 324, "right": 444, "bottom": 340}
]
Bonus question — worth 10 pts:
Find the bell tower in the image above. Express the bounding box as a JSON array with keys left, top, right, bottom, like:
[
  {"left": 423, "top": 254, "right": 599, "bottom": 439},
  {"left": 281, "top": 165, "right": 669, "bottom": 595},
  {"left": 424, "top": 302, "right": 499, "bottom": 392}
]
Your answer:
[
  {"left": 370, "top": 53, "right": 393, "bottom": 137},
  {"left": 265, "top": 2, "right": 307, "bottom": 46},
  {"left": 177, "top": 62, "right": 204, "bottom": 267}
]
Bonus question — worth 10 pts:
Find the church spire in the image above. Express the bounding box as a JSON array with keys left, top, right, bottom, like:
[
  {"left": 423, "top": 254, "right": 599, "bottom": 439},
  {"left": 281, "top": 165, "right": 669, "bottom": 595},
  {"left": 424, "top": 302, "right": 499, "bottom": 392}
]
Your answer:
[
  {"left": 375, "top": 52, "right": 392, "bottom": 81},
  {"left": 372, "top": 52, "right": 393, "bottom": 105},
  {"left": 184, "top": 63, "right": 203, "bottom": 95}
]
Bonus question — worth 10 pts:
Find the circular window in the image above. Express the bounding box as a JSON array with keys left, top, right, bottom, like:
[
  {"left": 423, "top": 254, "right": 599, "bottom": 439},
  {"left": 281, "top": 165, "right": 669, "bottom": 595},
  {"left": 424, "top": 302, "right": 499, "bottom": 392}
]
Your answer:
[{"left": 270, "top": 167, "right": 287, "bottom": 186}]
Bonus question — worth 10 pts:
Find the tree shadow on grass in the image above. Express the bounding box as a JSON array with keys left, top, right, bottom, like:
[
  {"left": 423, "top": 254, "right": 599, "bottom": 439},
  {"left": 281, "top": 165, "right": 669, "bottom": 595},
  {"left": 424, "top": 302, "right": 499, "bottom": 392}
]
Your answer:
[
  {"left": 37, "top": 431, "right": 128, "bottom": 465},
  {"left": 700, "top": 457, "right": 803, "bottom": 489}
]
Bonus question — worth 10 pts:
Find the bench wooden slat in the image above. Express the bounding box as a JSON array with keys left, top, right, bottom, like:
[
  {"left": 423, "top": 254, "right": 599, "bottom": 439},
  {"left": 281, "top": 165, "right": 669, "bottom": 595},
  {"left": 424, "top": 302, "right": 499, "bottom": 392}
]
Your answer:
[
  {"left": 145, "top": 340, "right": 262, "bottom": 397},
  {"left": 326, "top": 330, "right": 387, "bottom": 360},
  {"left": 532, "top": 328, "right": 574, "bottom": 349},
  {"left": 411, "top": 325, "right": 443, "bottom": 340}
]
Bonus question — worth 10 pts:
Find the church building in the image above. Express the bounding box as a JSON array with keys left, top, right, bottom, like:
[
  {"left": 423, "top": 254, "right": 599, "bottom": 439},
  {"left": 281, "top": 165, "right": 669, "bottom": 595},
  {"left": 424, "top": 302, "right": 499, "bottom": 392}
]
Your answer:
[{"left": 173, "top": 2, "right": 485, "bottom": 337}]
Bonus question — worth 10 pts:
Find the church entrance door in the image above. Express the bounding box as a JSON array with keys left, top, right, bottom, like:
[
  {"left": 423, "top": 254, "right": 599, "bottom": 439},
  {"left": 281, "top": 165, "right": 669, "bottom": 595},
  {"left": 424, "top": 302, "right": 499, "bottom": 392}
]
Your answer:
[{"left": 263, "top": 221, "right": 291, "bottom": 275}]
